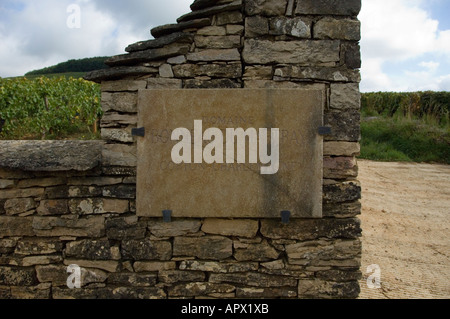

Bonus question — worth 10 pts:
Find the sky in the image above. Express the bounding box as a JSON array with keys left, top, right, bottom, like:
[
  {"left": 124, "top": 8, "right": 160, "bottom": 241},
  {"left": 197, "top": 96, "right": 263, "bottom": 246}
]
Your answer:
[{"left": 0, "top": 0, "right": 449, "bottom": 92}]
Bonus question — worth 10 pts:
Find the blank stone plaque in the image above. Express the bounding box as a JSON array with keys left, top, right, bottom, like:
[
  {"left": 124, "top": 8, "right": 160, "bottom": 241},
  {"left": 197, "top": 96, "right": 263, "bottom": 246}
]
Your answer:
[{"left": 136, "top": 89, "right": 324, "bottom": 218}]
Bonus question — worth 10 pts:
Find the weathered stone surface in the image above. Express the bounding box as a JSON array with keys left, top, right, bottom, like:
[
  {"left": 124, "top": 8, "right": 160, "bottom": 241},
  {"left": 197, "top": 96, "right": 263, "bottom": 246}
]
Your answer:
[
  {"left": 324, "top": 157, "right": 358, "bottom": 179},
  {"left": 105, "top": 43, "right": 190, "bottom": 67},
  {"left": 101, "top": 128, "right": 133, "bottom": 143},
  {"left": 246, "top": 0, "right": 288, "bottom": 16},
  {"left": 330, "top": 83, "right": 361, "bottom": 110},
  {"left": 0, "top": 217, "right": 34, "bottom": 237},
  {"left": 236, "top": 287, "right": 297, "bottom": 298},
  {"left": 324, "top": 142, "right": 360, "bottom": 156},
  {"left": 108, "top": 273, "right": 157, "bottom": 287},
  {"left": 173, "top": 236, "right": 232, "bottom": 260},
  {"left": 106, "top": 216, "right": 146, "bottom": 240},
  {"left": 17, "top": 177, "right": 66, "bottom": 188},
  {"left": 269, "top": 17, "right": 310, "bottom": 38},
  {"left": 298, "top": 279, "right": 360, "bottom": 299},
  {"left": 194, "top": 35, "right": 241, "bottom": 49},
  {"left": 0, "top": 141, "right": 103, "bottom": 172},
  {"left": 202, "top": 219, "right": 258, "bottom": 238},
  {"left": 274, "top": 65, "right": 361, "bottom": 83},
  {"left": 147, "top": 78, "right": 183, "bottom": 89},
  {"left": 9, "top": 284, "right": 51, "bottom": 299},
  {"left": 243, "top": 39, "right": 339, "bottom": 64},
  {"left": 295, "top": 0, "right": 361, "bottom": 16},
  {"left": 102, "top": 92, "right": 137, "bottom": 113},
  {"left": 234, "top": 240, "right": 280, "bottom": 261},
  {"left": 101, "top": 80, "right": 147, "bottom": 92},
  {"left": 134, "top": 261, "right": 177, "bottom": 272},
  {"left": 36, "top": 200, "right": 69, "bottom": 216},
  {"left": 216, "top": 11, "right": 244, "bottom": 25},
  {"left": 314, "top": 17, "right": 360, "bottom": 41},
  {"left": 103, "top": 184, "right": 136, "bottom": 199},
  {"left": 121, "top": 239, "right": 172, "bottom": 261},
  {"left": 4, "top": 198, "right": 36, "bottom": 216},
  {"left": 323, "top": 201, "right": 361, "bottom": 218},
  {"left": 0, "top": 179, "right": 15, "bottom": 189},
  {"left": 36, "top": 264, "right": 68, "bottom": 286},
  {"left": 227, "top": 24, "right": 244, "bottom": 35},
  {"left": 209, "top": 272, "right": 297, "bottom": 287},
  {"left": 0, "top": 239, "right": 17, "bottom": 254},
  {"left": 68, "top": 186, "right": 102, "bottom": 198},
  {"left": 84, "top": 66, "right": 158, "bottom": 83},
  {"left": 137, "top": 89, "right": 323, "bottom": 218},
  {"left": 316, "top": 269, "right": 361, "bottom": 282},
  {"left": 21, "top": 255, "right": 63, "bottom": 267},
  {"left": 100, "top": 112, "right": 138, "bottom": 128},
  {"left": 173, "top": 63, "right": 242, "bottom": 78},
  {"left": 187, "top": 48, "right": 241, "bottom": 62},
  {"left": 15, "top": 238, "right": 64, "bottom": 255},
  {"left": 32, "top": 216, "right": 105, "bottom": 238},
  {"left": 323, "top": 181, "right": 361, "bottom": 203},
  {"left": 0, "top": 266, "right": 38, "bottom": 286},
  {"left": 243, "top": 65, "right": 273, "bottom": 79},
  {"left": 184, "top": 78, "right": 241, "bottom": 88},
  {"left": 191, "top": 0, "right": 236, "bottom": 11},
  {"left": 168, "top": 282, "right": 235, "bottom": 297},
  {"left": 245, "top": 16, "right": 269, "bottom": 37},
  {"left": 197, "top": 26, "right": 227, "bottom": 36},
  {"left": 148, "top": 219, "right": 201, "bottom": 237},
  {"left": 341, "top": 42, "right": 361, "bottom": 69},
  {"left": 53, "top": 286, "right": 166, "bottom": 299},
  {"left": 167, "top": 55, "right": 187, "bottom": 65},
  {"left": 286, "top": 239, "right": 361, "bottom": 267},
  {"left": 177, "top": 1, "right": 242, "bottom": 23},
  {"left": 324, "top": 109, "right": 360, "bottom": 142},
  {"left": 69, "top": 198, "right": 129, "bottom": 215},
  {"left": 151, "top": 18, "right": 211, "bottom": 38},
  {"left": 179, "top": 260, "right": 259, "bottom": 273},
  {"left": 65, "top": 239, "right": 119, "bottom": 260},
  {"left": 158, "top": 270, "right": 205, "bottom": 284},
  {"left": 126, "top": 32, "right": 194, "bottom": 52},
  {"left": 63, "top": 259, "right": 119, "bottom": 273},
  {"left": 260, "top": 218, "right": 361, "bottom": 240},
  {"left": 102, "top": 144, "right": 137, "bottom": 167}
]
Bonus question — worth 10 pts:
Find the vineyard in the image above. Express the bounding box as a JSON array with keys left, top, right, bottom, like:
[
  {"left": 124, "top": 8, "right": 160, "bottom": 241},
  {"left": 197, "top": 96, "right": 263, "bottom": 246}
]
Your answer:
[{"left": 0, "top": 77, "right": 102, "bottom": 140}]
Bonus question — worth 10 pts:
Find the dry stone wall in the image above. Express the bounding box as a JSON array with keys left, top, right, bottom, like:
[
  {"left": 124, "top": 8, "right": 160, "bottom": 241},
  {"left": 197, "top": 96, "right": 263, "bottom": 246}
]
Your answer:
[{"left": 0, "top": 0, "right": 362, "bottom": 299}]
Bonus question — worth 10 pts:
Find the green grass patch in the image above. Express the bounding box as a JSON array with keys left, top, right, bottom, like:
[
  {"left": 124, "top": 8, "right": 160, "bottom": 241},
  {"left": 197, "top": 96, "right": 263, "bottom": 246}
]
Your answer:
[{"left": 360, "top": 116, "right": 450, "bottom": 164}]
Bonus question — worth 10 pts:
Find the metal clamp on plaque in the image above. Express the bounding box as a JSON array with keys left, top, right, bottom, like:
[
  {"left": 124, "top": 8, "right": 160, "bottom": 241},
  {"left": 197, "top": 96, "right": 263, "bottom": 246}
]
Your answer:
[
  {"left": 318, "top": 126, "right": 332, "bottom": 136},
  {"left": 132, "top": 127, "right": 145, "bottom": 137},
  {"left": 162, "top": 210, "right": 172, "bottom": 223}
]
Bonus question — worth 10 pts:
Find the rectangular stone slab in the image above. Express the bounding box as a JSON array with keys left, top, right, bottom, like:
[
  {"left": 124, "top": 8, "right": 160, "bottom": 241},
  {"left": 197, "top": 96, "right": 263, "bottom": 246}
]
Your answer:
[{"left": 137, "top": 89, "right": 323, "bottom": 218}]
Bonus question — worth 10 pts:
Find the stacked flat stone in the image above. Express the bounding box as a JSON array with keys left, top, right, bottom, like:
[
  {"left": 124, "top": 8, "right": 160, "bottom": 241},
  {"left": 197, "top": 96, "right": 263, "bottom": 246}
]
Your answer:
[{"left": 0, "top": 0, "right": 362, "bottom": 299}]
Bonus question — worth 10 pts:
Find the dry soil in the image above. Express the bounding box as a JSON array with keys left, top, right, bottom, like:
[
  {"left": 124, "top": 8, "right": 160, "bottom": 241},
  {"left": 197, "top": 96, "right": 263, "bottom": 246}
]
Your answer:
[{"left": 357, "top": 160, "right": 450, "bottom": 299}]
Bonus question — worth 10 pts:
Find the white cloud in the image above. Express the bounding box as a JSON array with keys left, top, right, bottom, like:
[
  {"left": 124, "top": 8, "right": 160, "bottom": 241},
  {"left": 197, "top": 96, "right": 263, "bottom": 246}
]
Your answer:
[
  {"left": 360, "top": 0, "right": 450, "bottom": 92},
  {"left": 0, "top": 0, "right": 192, "bottom": 77}
]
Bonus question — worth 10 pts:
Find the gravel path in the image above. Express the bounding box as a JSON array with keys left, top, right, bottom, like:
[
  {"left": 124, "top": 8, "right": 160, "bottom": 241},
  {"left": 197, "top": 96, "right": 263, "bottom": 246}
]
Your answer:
[{"left": 358, "top": 160, "right": 450, "bottom": 299}]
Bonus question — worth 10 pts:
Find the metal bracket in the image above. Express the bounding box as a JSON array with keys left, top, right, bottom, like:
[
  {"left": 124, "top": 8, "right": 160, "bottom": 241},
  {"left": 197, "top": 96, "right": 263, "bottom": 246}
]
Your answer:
[
  {"left": 162, "top": 210, "right": 172, "bottom": 223},
  {"left": 132, "top": 127, "right": 145, "bottom": 137},
  {"left": 318, "top": 126, "right": 332, "bottom": 136},
  {"left": 281, "top": 211, "right": 291, "bottom": 224}
]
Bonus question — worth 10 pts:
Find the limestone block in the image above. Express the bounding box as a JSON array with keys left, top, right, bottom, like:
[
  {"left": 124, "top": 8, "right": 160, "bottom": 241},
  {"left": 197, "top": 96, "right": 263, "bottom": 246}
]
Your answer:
[
  {"left": 233, "top": 240, "right": 280, "bottom": 261},
  {"left": 159, "top": 64, "right": 174, "bottom": 78},
  {"left": 324, "top": 109, "right": 361, "bottom": 142},
  {"left": 245, "top": 0, "right": 288, "bottom": 16},
  {"left": 65, "top": 239, "right": 120, "bottom": 261},
  {"left": 15, "top": 238, "right": 64, "bottom": 255},
  {"left": 102, "top": 144, "right": 137, "bottom": 167},
  {"left": 330, "top": 83, "right": 361, "bottom": 110},
  {"left": 0, "top": 266, "right": 38, "bottom": 286},
  {"left": 298, "top": 279, "right": 360, "bottom": 299},
  {"left": 194, "top": 35, "right": 241, "bottom": 49},
  {"left": 4, "top": 198, "right": 36, "bottom": 216},
  {"left": 216, "top": 11, "right": 243, "bottom": 25},
  {"left": 101, "top": 92, "right": 137, "bottom": 113},
  {"left": 173, "top": 63, "right": 242, "bottom": 78},
  {"left": 314, "top": 17, "right": 361, "bottom": 41},
  {"left": 147, "top": 78, "right": 183, "bottom": 89},
  {"left": 295, "top": 0, "right": 361, "bottom": 16},
  {"left": 197, "top": 26, "right": 227, "bottom": 36},
  {"left": 158, "top": 270, "right": 205, "bottom": 284},
  {"left": 133, "top": 261, "right": 177, "bottom": 272},
  {"left": 202, "top": 219, "right": 259, "bottom": 237},
  {"left": 243, "top": 39, "right": 340, "bottom": 64},
  {"left": 236, "top": 287, "right": 297, "bottom": 298},
  {"left": 323, "top": 181, "right": 361, "bottom": 204},
  {"left": 168, "top": 282, "right": 235, "bottom": 297},
  {"left": 179, "top": 260, "right": 259, "bottom": 273},
  {"left": 260, "top": 218, "right": 361, "bottom": 240},
  {"left": 245, "top": 16, "right": 269, "bottom": 37},
  {"left": 209, "top": 272, "right": 297, "bottom": 287},
  {"left": 121, "top": 239, "right": 172, "bottom": 261},
  {"left": 106, "top": 216, "right": 146, "bottom": 240},
  {"left": 187, "top": 48, "right": 241, "bottom": 62},
  {"left": 148, "top": 219, "right": 202, "bottom": 237},
  {"left": 101, "top": 80, "right": 147, "bottom": 92},
  {"left": 269, "top": 17, "right": 311, "bottom": 38},
  {"left": 0, "top": 216, "right": 34, "bottom": 237},
  {"left": 108, "top": 273, "right": 158, "bottom": 287},
  {"left": 324, "top": 142, "right": 360, "bottom": 156},
  {"left": 323, "top": 156, "right": 358, "bottom": 179},
  {"left": 101, "top": 128, "right": 134, "bottom": 143},
  {"left": 32, "top": 216, "right": 105, "bottom": 238},
  {"left": 173, "top": 236, "right": 232, "bottom": 260}
]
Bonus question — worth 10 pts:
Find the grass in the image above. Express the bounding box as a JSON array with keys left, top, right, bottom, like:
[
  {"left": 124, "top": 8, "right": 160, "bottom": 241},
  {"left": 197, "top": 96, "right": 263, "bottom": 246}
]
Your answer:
[{"left": 359, "top": 116, "right": 450, "bottom": 164}]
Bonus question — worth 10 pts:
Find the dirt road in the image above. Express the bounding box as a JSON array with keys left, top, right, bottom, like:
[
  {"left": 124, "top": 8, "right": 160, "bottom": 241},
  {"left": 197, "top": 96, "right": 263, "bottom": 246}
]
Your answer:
[{"left": 357, "top": 160, "right": 450, "bottom": 299}]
